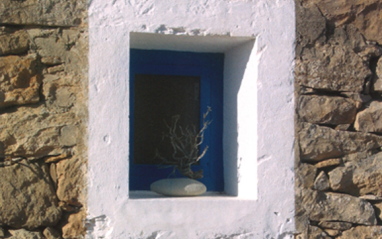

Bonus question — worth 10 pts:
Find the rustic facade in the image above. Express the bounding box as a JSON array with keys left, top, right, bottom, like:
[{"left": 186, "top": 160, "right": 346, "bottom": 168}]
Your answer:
[
  {"left": 1, "top": 0, "right": 382, "bottom": 238},
  {"left": 0, "top": 0, "right": 87, "bottom": 238},
  {"left": 295, "top": 0, "right": 382, "bottom": 238}
]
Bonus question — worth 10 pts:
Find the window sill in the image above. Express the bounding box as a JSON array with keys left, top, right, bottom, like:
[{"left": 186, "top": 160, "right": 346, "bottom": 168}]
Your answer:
[{"left": 128, "top": 191, "right": 241, "bottom": 200}]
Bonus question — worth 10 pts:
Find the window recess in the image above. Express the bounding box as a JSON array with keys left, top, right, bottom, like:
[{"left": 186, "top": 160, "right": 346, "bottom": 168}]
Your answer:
[{"left": 129, "top": 49, "right": 224, "bottom": 192}]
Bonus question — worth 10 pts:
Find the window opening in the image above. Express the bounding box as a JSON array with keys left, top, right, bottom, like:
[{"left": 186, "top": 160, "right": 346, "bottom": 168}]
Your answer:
[{"left": 129, "top": 49, "right": 224, "bottom": 191}]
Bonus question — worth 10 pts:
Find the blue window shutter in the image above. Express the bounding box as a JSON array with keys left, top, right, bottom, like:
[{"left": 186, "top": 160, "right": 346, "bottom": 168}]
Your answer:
[{"left": 129, "top": 49, "right": 224, "bottom": 191}]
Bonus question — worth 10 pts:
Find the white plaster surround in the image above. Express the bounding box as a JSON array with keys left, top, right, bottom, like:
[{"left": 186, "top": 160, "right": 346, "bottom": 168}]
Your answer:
[{"left": 88, "top": 1, "right": 296, "bottom": 238}]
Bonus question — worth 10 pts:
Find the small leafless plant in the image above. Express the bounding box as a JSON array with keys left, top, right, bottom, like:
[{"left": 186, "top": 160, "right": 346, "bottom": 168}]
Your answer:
[{"left": 155, "top": 107, "right": 212, "bottom": 179}]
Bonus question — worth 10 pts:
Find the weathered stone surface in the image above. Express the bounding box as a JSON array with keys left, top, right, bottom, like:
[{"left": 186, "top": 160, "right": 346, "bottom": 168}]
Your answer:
[
  {"left": 360, "top": 195, "right": 382, "bottom": 201},
  {"left": 296, "top": 44, "right": 371, "bottom": 92},
  {"left": 0, "top": 0, "right": 86, "bottom": 27},
  {"left": 329, "top": 152, "right": 382, "bottom": 197},
  {"left": 334, "top": 124, "right": 351, "bottom": 131},
  {"left": 45, "top": 151, "right": 71, "bottom": 163},
  {"left": 48, "top": 65, "right": 65, "bottom": 74},
  {"left": 56, "top": 157, "right": 85, "bottom": 206},
  {"left": 326, "top": 25, "right": 374, "bottom": 63},
  {"left": 315, "top": 158, "right": 342, "bottom": 169},
  {"left": 151, "top": 178, "right": 207, "bottom": 196},
  {"left": 296, "top": 26, "right": 372, "bottom": 92},
  {"left": 358, "top": 43, "right": 382, "bottom": 63},
  {"left": 0, "top": 0, "right": 88, "bottom": 236},
  {"left": 338, "top": 226, "right": 382, "bottom": 239},
  {"left": 296, "top": 163, "right": 317, "bottom": 189},
  {"left": 50, "top": 163, "right": 58, "bottom": 189},
  {"left": 374, "top": 57, "right": 382, "bottom": 92},
  {"left": 300, "top": 189, "right": 376, "bottom": 225},
  {"left": 43, "top": 227, "right": 62, "bottom": 239},
  {"left": 28, "top": 29, "right": 88, "bottom": 74},
  {"left": 0, "top": 28, "right": 29, "bottom": 56},
  {"left": 314, "top": 171, "right": 329, "bottom": 191},
  {"left": 42, "top": 74, "right": 85, "bottom": 114},
  {"left": 373, "top": 202, "right": 382, "bottom": 222},
  {"left": 341, "top": 150, "right": 374, "bottom": 163},
  {"left": 61, "top": 212, "right": 85, "bottom": 239},
  {"left": 310, "top": 0, "right": 382, "bottom": 45},
  {"left": 0, "top": 160, "right": 61, "bottom": 229},
  {"left": 329, "top": 24, "right": 368, "bottom": 53},
  {"left": 59, "top": 126, "right": 79, "bottom": 147},
  {"left": 323, "top": 229, "right": 340, "bottom": 237},
  {"left": 8, "top": 229, "right": 43, "bottom": 239},
  {"left": 0, "top": 106, "right": 79, "bottom": 157},
  {"left": 308, "top": 226, "right": 330, "bottom": 239},
  {"left": 355, "top": 101, "right": 382, "bottom": 132},
  {"left": 341, "top": 92, "right": 372, "bottom": 104},
  {"left": 295, "top": 208, "right": 310, "bottom": 238},
  {"left": 318, "top": 221, "right": 352, "bottom": 230},
  {"left": 328, "top": 165, "right": 354, "bottom": 194},
  {"left": 299, "top": 123, "right": 382, "bottom": 161},
  {"left": 0, "top": 54, "right": 41, "bottom": 108},
  {"left": 298, "top": 95, "right": 357, "bottom": 125},
  {"left": 59, "top": 202, "right": 76, "bottom": 212},
  {"left": 41, "top": 56, "right": 63, "bottom": 65},
  {"left": 295, "top": 1, "right": 326, "bottom": 56}
]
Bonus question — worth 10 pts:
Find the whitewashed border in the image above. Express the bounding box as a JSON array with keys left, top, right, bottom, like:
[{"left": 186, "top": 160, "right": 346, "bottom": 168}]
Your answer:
[{"left": 88, "top": 1, "right": 295, "bottom": 238}]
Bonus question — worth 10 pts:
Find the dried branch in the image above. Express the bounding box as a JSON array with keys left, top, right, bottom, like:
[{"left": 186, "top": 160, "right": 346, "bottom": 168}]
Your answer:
[{"left": 155, "top": 107, "right": 212, "bottom": 179}]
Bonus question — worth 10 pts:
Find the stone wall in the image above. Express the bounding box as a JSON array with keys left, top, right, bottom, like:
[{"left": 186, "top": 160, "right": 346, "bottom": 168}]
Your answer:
[
  {"left": 295, "top": 0, "right": 382, "bottom": 238},
  {"left": 0, "top": 1, "right": 88, "bottom": 238}
]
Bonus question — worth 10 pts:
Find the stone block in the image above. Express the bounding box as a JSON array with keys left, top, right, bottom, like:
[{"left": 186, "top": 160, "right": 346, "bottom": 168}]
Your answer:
[
  {"left": 61, "top": 212, "right": 85, "bottom": 239},
  {"left": 0, "top": 0, "right": 86, "bottom": 27},
  {"left": 299, "top": 123, "right": 382, "bottom": 161},
  {"left": 0, "top": 54, "right": 41, "bottom": 108},
  {"left": 315, "top": 158, "right": 342, "bottom": 169},
  {"left": 56, "top": 157, "right": 85, "bottom": 206},
  {"left": 296, "top": 163, "right": 317, "bottom": 189},
  {"left": 0, "top": 28, "right": 29, "bottom": 56},
  {"left": 329, "top": 152, "right": 382, "bottom": 197},
  {"left": 296, "top": 26, "right": 372, "bottom": 92},
  {"left": 295, "top": 1, "right": 326, "bottom": 56},
  {"left": 314, "top": 171, "right": 329, "bottom": 191},
  {"left": 43, "top": 227, "right": 62, "bottom": 239},
  {"left": 298, "top": 95, "right": 357, "bottom": 125},
  {"left": 355, "top": 101, "right": 382, "bottom": 133},
  {"left": 301, "top": 189, "right": 376, "bottom": 225},
  {"left": 338, "top": 226, "right": 382, "bottom": 239},
  {"left": 8, "top": 229, "right": 43, "bottom": 239},
  {"left": 0, "top": 160, "right": 61, "bottom": 229},
  {"left": 0, "top": 106, "right": 78, "bottom": 157},
  {"left": 310, "top": 0, "right": 382, "bottom": 45}
]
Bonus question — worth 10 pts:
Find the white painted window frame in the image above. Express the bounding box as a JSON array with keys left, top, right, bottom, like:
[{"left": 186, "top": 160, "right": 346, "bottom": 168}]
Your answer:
[{"left": 88, "top": 1, "right": 295, "bottom": 238}]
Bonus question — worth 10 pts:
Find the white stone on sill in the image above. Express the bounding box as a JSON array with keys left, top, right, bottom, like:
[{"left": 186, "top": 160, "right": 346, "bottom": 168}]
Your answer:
[{"left": 150, "top": 178, "right": 207, "bottom": 197}]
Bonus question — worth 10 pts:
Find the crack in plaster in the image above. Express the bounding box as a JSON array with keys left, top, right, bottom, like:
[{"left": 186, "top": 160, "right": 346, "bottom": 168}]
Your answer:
[{"left": 154, "top": 24, "right": 206, "bottom": 36}]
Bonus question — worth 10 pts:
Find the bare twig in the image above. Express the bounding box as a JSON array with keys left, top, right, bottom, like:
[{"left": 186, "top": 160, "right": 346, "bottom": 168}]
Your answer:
[{"left": 155, "top": 107, "right": 212, "bottom": 179}]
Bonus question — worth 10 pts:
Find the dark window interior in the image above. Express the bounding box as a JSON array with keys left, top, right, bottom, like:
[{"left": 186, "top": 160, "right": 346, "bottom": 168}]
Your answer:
[{"left": 133, "top": 74, "right": 201, "bottom": 165}]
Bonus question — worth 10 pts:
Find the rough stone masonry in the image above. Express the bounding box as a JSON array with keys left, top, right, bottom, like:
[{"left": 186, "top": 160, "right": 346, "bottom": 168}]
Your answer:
[
  {"left": 0, "top": 0, "right": 88, "bottom": 238},
  {"left": 295, "top": 0, "right": 382, "bottom": 238}
]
